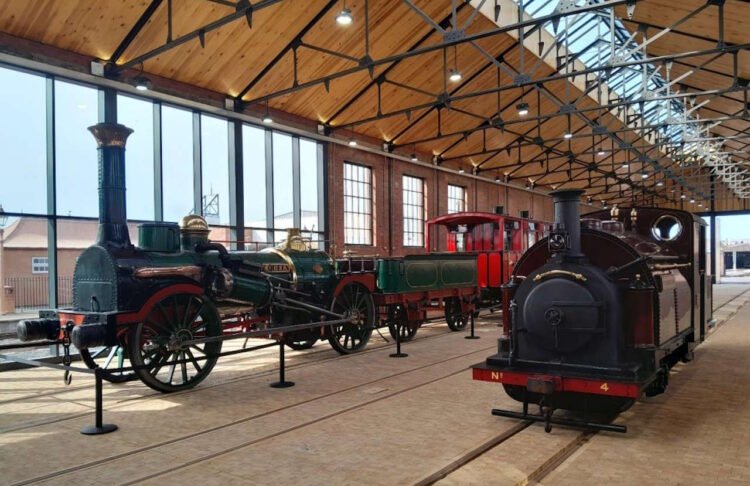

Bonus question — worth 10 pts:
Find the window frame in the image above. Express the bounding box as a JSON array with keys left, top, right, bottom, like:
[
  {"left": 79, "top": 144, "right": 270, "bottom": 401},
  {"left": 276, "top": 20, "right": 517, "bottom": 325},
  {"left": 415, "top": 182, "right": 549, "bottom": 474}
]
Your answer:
[
  {"left": 343, "top": 162, "right": 374, "bottom": 246},
  {"left": 402, "top": 175, "right": 425, "bottom": 247},
  {"left": 447, "top": 184, "right": 466, "bottom": 214},
  {"left": 31, "top": 256, "right": 49, "bottom": 274}
]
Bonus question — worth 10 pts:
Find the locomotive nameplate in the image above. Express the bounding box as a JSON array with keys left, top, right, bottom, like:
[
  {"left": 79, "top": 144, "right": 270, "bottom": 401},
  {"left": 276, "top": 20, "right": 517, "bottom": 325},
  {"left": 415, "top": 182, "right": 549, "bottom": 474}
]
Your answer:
[{"left": 262, "top": 263, "right": 291, "bottom": 273}]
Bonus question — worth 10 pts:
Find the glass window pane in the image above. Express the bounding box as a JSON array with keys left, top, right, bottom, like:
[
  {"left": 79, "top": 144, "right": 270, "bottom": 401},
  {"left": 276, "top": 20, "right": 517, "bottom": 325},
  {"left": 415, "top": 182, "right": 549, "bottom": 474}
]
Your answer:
[
  {"left": 162, "top": 105, "right": 194, "bottom": 222},
  {"left": 117, "top": 94, "right": 155, "bottom": 221},
  {"left": 273, "top": 132, "right": 293, "bottom": 229},
  {"left": 300, "top": 139, "right": 320, "bottom": 233},
  {"left": 200, "top": 114, "right": 230, "bottom": 225},
  {"left": 403, "top": 175, "right": 424, "bottom": 247},
  {"left": 55, "top": 80, "right": 99, "bottom": 217},
  {"left": 0, "top": 67, "right": 46, "bottom": 214},
  {"left": 343, "top": 162, "right": 373, "bottom": 245},
  {"left": 243, "top": 125, "right": 266, "bottom": 229}
]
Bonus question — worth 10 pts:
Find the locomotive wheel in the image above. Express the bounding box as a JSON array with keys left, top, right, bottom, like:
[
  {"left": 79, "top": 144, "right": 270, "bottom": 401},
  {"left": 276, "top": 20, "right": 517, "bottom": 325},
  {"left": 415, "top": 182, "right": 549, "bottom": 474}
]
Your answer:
[
  {"left": 328, "top": 283, "right": 374, "bottom": 355},
  {"left": 80, "top": 344, "right": 137, "bottom": 383},
  {"left": 128, "top": 293, "right": 222, "bottom": 393},
  {"left": 387, "top": 306, "right": 418, "bottom": 342},
  {"left": 444, "top": 297, "right": 469, "bottom": 331}
]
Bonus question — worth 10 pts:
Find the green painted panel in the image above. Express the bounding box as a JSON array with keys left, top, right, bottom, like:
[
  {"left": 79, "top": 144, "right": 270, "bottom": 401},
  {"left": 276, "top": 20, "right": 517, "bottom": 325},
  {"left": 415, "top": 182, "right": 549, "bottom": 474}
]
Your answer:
[{"left": 377, "top": 254, "right": 477, "bottom": 293}]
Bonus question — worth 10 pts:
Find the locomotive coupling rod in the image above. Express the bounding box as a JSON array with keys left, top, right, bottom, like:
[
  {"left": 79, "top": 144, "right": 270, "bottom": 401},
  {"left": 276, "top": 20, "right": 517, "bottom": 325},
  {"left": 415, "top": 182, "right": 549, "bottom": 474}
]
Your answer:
[
  {"left": 491, "top": 409, "right": 627, "bottom": 433},
  {"left": 177, "top": 317, "right": 354, "bottom": 347}
]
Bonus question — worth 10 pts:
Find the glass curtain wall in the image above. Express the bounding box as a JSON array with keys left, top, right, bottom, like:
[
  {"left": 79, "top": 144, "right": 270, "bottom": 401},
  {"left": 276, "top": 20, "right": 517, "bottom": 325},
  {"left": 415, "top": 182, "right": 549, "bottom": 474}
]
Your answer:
[{"left": 0, "top": 63, "right": 326, "bottom": 315}]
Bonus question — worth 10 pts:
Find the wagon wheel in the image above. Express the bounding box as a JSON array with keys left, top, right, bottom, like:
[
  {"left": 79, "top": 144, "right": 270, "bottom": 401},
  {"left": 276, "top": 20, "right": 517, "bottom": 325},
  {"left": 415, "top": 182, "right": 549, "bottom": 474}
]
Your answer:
[
  {"left": 387, "top": 305, "right": 418, "bottom": 342},
  {"left": 444, "top": 297, "right": 469, "bottom": 331},
  {"left": 328, "top": 283, "right": 374, "bottom": 354},
  {"left": 80, "top": 343, "right": 137, "bottom": 383},
  {"left": 128, "top": 293, "right": 222, "bottom": 393}
]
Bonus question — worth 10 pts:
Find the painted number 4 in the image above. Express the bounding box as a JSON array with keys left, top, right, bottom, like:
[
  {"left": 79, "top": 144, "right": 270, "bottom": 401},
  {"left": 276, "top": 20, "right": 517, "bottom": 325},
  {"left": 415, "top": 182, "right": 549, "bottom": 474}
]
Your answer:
[{"left": 600, "top": 383, "right": 609, "bottom": 392}]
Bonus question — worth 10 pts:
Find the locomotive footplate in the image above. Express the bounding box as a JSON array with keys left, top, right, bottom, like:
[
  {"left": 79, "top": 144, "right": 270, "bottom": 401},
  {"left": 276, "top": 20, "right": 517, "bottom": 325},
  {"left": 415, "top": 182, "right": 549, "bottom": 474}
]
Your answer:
[
  {"left": 471, "top": 364, "right": 647, "bottom": 399},
  {"left": 472, "top": 363, "right": 648, "bottom": 433}
]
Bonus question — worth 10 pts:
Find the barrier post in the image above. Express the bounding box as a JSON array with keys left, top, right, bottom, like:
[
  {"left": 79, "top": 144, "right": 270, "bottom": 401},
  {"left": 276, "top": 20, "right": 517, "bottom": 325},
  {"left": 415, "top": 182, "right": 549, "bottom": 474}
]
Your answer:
[
  {"left": 270, "top": 341, "right": 295, "bottom": 388},
  {"left": 389, "top": 322, "right": 408, "bottom": 358},
  {"left": 80, "top": 367, "right": 118, "bottom": 435},
  {"left": 465, "top": 313, "right": 480, "bottom": 340}
]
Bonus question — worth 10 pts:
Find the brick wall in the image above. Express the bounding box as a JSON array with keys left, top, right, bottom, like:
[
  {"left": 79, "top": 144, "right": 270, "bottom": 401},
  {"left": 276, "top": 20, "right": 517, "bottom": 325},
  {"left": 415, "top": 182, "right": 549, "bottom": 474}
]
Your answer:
[{"left": 328, "top": 144, "right": 554, "bottom": 257}]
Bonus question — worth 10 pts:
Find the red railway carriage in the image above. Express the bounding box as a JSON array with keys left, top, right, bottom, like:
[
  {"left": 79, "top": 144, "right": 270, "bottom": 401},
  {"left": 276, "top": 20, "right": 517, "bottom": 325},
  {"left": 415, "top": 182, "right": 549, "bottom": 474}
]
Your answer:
[{"left": 426, "top": 212, "right": 550, "bottom": 305}]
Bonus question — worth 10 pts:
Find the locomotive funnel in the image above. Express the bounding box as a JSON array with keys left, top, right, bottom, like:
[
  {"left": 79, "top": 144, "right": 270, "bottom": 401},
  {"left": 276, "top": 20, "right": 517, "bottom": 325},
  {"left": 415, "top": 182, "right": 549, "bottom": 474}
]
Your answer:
[
  {"left": 550, "top": 189, "right": 585, "bottom": 257},
  {"left": 88, "top": 123, "right": 134, "bottom": 247}
]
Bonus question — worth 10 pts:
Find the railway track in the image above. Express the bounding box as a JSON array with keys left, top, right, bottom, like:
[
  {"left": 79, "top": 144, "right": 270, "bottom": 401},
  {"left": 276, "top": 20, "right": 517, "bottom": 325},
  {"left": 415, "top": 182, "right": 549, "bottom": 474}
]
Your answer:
[
  {"left": 10, "top": 341, "right": 497, "bottom": 485},
  {"left": 0, "top": 319, "right": 491, "bottom": 434},
  {"left": 412, "top": 287, "right": 750, "bottom": 486}
]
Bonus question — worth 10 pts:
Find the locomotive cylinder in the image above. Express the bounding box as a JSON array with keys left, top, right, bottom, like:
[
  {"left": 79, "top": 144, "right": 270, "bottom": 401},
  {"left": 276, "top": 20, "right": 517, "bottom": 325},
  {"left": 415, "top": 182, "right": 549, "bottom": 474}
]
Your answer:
[
  {"left": 551, "top": 189, "right": 585, "bottom": 258},
  {"left": 88, "top": 123, "right": 134, "bottom": 248}
]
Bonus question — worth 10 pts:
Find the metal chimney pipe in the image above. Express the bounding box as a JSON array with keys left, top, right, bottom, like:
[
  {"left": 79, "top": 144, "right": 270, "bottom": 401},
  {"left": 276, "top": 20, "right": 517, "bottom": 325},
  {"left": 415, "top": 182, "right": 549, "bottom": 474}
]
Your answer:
[
  {"left": 550, "top": 189, "right": 585, "bottom": 257},
  {"left": 88, "top": 123, "right": 134, "bottom": 247}
]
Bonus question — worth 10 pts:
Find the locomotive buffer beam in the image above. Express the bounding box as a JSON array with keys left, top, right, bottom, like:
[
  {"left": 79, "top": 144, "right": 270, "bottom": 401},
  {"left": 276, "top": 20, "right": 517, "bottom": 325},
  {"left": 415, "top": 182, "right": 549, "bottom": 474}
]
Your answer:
[{"left": 491, "top": 407, "right": 627, "bottom": 434}]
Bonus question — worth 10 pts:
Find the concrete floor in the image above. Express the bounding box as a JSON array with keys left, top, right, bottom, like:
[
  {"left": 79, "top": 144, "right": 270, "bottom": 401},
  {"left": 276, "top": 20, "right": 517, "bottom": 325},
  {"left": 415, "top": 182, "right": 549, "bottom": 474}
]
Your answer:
[{"left": 0, "top": 284, "right": 748, "bottom": 485}]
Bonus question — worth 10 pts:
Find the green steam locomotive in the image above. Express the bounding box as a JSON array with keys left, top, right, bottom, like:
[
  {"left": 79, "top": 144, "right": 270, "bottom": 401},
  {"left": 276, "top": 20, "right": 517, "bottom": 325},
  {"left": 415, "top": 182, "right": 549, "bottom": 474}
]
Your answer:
[{"left": 17, "top": 122, "right": 481, "bottom": 393}]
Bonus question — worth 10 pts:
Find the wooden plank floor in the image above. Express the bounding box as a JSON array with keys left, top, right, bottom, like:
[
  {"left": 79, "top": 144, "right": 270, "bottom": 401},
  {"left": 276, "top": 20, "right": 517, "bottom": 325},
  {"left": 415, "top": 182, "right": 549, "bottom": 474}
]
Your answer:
[{"left": 0, "top": 283, "right": 748, "bottom": 486}]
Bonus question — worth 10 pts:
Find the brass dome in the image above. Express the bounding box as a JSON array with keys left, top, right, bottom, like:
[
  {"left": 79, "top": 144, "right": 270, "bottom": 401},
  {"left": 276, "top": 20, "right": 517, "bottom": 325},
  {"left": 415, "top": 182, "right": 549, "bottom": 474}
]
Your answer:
[{"left": 179, "top": 214, "right": 210, "bottom": 234}]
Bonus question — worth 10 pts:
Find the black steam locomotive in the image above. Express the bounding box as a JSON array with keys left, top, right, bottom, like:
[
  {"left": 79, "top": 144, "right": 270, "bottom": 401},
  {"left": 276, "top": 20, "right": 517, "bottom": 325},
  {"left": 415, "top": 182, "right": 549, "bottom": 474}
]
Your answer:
[{"left": 473, "top": 189, "right": 712, "bottom": 432}]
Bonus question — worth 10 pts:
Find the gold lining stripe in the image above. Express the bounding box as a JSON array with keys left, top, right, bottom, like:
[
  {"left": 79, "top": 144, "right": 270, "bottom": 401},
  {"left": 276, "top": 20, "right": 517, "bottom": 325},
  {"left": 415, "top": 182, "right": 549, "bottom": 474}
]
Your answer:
[{"left": 260, "top": 247, "right": 298, "bottom": 289}]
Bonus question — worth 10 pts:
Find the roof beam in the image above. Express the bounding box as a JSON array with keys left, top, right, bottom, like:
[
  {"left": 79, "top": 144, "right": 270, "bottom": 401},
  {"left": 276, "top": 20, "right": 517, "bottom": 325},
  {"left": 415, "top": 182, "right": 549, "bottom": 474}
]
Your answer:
[
  {"left": 109, "top": 0, "right": 164, "bottom": 65},
  {"left": 236, "top": 0, "right": 339, "bottom": 102}
]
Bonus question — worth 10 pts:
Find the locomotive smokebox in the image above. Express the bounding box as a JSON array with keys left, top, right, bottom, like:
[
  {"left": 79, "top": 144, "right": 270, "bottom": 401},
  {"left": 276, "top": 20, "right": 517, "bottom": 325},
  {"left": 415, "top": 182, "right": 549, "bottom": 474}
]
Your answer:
[
  {"left": 88, "top": 123, "right": 134, "bottom": 248},
  {"left": 550, "top": 189, "right": 585, "bottom": 258}
]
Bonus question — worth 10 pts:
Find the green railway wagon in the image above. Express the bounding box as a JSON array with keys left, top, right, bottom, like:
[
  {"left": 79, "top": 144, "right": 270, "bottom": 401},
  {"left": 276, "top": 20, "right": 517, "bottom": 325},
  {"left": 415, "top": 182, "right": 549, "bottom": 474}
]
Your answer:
[{"left": 376, "top": 254, "right": 478, "bottom": 294}]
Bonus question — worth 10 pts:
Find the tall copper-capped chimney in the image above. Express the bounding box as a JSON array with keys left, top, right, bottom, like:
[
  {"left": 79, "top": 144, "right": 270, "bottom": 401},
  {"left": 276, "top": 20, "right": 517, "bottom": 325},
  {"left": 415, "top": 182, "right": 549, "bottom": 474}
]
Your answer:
[
  {"left": 88, "top": 123, "right": 134, "bottom": 247},
  {"left": 550, "top": 189, "right": 585, "bottom": 258}
]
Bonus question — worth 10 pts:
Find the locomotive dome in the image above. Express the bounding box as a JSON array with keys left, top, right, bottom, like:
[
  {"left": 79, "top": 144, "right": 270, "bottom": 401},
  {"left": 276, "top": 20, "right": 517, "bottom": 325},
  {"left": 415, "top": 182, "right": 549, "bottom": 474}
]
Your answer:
[{"left": 179, "top": 214, "right": 210, "bottom": 234}]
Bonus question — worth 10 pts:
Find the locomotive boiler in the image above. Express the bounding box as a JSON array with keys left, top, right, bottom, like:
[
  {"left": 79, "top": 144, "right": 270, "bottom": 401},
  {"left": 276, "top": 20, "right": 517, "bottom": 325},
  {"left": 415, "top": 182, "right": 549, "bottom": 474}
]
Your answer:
[
  {"left": 16, "top": 123, "right": 373, "bottom": 392},
  {"left": 472, "top": 189, "right": 712, "bottom": 432}
]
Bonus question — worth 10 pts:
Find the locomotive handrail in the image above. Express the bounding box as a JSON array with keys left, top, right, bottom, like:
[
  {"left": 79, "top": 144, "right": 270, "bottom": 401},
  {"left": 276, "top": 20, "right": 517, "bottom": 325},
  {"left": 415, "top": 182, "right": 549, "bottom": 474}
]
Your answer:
[
  {"left": 607, "top": 254, "right": 682, "bottom": 277},
  {"left": 532, "top": 270, "right": 587, "bottom": 282},
  {"left": 650, "top": 263, "right": 692, "bottom": 271}
]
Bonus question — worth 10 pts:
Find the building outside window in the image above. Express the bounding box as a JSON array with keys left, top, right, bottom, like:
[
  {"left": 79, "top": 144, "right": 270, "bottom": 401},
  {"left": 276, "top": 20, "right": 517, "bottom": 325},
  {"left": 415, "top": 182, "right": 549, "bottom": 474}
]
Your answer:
[
  {"left": 447, "top": 184, "right": 466, "bottom": 214},
  {"left": 343, "top": 163, "right": 373, "bottom": 245},
  {"left": 31, "top": 257, "right": 48, "bottom": 274},
  {"left": 403, "top": 175, "right": 425, "bottom": 247}
]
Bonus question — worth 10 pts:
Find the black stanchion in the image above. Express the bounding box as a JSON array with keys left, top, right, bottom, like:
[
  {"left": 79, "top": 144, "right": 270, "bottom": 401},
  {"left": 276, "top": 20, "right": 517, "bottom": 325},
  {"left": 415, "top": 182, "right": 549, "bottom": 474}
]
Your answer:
[
  {"left": 465, "top": 313, "right": 480, "bottom": 340},
  {"left": 270, "top": 341, "right": 295, "bottom": 388},
  {"left": 389, "top": 322, "right": 408, "bottom": 358},
  {"left": 80, "top": 368, "right": 118, "bottom": 435}
]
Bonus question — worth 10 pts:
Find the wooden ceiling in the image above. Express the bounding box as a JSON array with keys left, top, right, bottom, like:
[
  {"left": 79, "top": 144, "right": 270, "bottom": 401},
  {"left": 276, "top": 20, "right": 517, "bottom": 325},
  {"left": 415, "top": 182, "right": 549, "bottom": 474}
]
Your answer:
[{"left": 0, "top": 0, "right": 747, "bottom": 210}]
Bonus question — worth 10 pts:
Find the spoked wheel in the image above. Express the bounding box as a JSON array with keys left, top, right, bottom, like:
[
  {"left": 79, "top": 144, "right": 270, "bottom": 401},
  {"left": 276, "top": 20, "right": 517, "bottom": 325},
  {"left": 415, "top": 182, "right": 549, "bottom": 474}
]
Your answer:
[
  {"left": 128, "top": 293, "right": 222, "bottom": 393},
  {"left": 328, "top": 283, "right": 374, "bottom": 354},
  {"left": 80, "top": 343, "right": 137, "bottom": 383},
  {"left": 444, "top": 297, "right": 469, "bottom": 331},
  {"left": 387, "top": 305, "right": 418, "bottom": 342}
]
